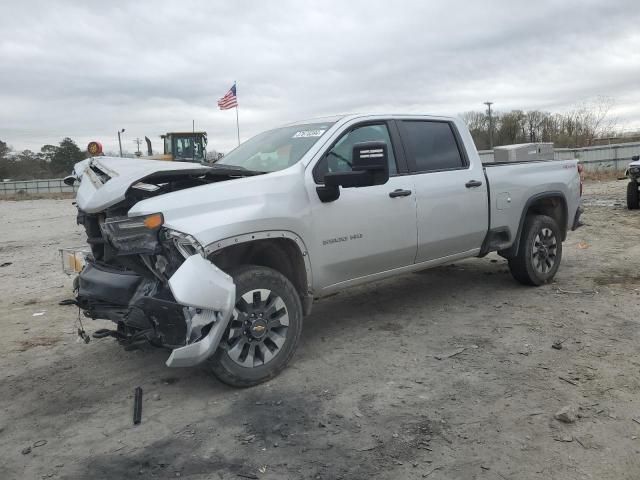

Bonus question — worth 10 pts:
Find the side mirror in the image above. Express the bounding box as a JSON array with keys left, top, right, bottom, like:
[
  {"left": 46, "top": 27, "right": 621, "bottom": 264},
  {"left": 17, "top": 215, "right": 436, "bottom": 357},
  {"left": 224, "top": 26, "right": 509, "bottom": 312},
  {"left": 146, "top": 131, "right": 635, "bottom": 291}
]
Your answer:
[
  {"left": 63, "top": 175, "right": 76, "bottom": 186},
  {"left": 632, "top": 155, "right": 639, "bottom": 161},
  {"left": 316, "top": 141, "right": 390, "bottom": 202}
]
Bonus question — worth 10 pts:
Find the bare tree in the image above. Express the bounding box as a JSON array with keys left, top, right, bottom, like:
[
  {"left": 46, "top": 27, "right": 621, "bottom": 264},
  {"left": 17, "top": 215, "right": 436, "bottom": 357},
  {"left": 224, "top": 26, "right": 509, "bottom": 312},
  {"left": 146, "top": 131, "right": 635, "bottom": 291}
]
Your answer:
[{"left": 460, "top": 96, "right": 619, "bottom": 149}]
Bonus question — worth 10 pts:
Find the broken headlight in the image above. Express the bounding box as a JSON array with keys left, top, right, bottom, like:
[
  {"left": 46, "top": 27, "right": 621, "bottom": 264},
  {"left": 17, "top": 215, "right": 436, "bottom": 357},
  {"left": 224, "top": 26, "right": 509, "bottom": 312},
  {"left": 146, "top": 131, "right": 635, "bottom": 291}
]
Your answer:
[
  {"left": 162, "top": 229, "right": 205, "bottom": 258},
  {"left": 101, "top": 213, "right": 163, "bottom": 254}
]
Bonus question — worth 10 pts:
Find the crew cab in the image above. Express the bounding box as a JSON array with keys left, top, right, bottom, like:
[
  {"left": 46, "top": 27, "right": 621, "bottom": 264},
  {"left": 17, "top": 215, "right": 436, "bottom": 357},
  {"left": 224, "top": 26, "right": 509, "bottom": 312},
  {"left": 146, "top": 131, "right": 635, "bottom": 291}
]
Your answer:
[{"left": 64, "top": 114, "right": 582, "bottom": 386}]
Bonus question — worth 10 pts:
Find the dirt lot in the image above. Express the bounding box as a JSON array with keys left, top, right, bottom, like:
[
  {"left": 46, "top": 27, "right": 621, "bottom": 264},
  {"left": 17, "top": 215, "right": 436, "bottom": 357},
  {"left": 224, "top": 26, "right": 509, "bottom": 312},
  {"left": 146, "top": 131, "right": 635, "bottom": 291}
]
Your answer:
[{"left": 1, "top": 180, "right": 639, "bottom": 480}]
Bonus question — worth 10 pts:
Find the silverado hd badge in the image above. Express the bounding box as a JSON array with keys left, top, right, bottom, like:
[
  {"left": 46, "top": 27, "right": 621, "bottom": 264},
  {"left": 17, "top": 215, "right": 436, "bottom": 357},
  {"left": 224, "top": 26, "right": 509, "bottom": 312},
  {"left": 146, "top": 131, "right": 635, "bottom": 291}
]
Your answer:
[{"left": 322, "top": 233, "right": 363, "bottom": 246}]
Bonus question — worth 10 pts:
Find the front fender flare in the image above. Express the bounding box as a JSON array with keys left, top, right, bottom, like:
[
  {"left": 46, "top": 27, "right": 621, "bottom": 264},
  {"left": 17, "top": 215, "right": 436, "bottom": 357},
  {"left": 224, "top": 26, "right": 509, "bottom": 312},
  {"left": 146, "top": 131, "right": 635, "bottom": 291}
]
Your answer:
[{"left": 204, "top": 230, "right": 314, "bottom": 294}]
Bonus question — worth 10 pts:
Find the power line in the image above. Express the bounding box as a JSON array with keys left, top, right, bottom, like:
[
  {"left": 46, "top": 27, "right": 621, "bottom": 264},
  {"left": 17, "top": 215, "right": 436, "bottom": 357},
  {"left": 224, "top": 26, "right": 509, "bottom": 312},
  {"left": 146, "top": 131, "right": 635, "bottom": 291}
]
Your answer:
[
  {"left": 133, "top": 137, "right": 142, "bottom": 155},
  {"left": 484, "top": 101, "right": 494, "bottom": 149}
]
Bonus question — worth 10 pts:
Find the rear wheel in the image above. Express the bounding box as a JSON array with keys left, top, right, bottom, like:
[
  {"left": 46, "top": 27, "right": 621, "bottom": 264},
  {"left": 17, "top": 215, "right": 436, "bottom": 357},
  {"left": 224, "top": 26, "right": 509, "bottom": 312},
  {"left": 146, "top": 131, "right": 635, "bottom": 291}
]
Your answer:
[
  {"left": 627, "top": 180, "right": 639, "bottom": 210},
  {"left": 508, "top": 215, "right": 562, "bottom": 286},
  {"left": 209, "top": 265, "right": 303, "bottom": 387}
]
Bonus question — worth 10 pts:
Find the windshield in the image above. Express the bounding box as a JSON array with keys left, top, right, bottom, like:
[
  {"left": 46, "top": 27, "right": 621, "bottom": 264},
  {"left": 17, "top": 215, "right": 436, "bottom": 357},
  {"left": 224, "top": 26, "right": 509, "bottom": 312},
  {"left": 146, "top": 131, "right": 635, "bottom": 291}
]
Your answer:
[{"left": 216, "top": 122, "right": 334, "bottom": 172}]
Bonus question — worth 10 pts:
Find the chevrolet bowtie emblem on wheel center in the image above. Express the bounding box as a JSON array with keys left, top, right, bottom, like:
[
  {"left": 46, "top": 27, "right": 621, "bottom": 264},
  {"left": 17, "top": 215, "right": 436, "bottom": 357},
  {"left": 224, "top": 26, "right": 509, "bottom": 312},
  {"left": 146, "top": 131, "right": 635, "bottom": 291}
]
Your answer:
[{"left": 250, "top": 320, "right": 268, "bottom": 339}]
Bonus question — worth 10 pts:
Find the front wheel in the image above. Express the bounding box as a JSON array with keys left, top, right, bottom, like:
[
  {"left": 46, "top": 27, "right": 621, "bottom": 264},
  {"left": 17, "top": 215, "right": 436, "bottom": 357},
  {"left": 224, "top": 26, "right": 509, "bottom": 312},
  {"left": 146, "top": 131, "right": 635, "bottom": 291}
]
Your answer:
[
  {"left": 508, "top": 215, "right": 562, "bottom": 286},
  {"left": 209, "top": 265, "right": 303, "bottom": 387},
  {"left": 627, "top": 180, "right": 639, "bottom": 210}
]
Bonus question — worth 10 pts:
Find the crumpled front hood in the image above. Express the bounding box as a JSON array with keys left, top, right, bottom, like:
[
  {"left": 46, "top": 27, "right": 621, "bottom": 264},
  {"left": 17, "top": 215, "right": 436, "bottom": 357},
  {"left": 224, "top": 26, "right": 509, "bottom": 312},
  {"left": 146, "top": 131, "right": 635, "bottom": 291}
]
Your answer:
[{"left": 74, "top": 156, "right": 210, "bottom": 213}]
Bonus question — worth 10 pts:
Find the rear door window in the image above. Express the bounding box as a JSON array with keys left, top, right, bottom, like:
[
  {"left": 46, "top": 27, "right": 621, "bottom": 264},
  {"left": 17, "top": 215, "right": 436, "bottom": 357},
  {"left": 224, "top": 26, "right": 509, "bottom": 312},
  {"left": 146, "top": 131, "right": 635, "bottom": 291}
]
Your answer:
[{"left": 399, "top": 121, "right": 466, "bottom": 173}]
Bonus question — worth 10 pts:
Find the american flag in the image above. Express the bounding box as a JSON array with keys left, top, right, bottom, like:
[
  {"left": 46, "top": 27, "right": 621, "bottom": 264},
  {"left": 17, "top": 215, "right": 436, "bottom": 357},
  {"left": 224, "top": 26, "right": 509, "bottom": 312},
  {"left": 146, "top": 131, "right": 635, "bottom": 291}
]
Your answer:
[{"left": 217, "top": 83, "right": 238, "bottom": 110}]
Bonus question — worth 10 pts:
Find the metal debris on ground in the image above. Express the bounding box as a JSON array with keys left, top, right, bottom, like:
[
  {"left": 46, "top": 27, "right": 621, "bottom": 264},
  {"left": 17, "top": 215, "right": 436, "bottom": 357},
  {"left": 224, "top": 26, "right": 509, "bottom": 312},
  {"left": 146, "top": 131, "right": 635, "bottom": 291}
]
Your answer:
[{"left": 133, "top": 387, "right": 143, "bottom": 425}]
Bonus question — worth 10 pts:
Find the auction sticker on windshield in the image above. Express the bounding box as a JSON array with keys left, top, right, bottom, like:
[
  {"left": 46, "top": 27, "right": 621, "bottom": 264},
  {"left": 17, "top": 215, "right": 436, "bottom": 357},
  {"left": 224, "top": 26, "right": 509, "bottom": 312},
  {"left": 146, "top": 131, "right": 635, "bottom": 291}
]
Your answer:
[{"left": 292, "top": 129, "right": 326, "bottom": 138}]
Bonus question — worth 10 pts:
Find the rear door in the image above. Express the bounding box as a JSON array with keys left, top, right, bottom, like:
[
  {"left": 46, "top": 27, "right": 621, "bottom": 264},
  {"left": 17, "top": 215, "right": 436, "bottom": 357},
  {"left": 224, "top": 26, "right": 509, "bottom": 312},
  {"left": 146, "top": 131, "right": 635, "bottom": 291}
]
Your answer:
[
  {"left": 396, "top": 120, "right": 488, "bottom": 263},
  {"left": 307, "top": 121, "right": 418, "bottom": 289}
]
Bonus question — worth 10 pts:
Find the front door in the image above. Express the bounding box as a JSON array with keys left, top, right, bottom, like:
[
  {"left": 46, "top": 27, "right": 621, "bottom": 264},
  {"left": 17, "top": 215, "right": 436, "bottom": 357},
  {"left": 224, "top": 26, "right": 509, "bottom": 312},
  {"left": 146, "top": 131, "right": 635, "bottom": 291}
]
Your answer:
[{"left": 307, "top": 122, "right": 418, "bottom": 290}]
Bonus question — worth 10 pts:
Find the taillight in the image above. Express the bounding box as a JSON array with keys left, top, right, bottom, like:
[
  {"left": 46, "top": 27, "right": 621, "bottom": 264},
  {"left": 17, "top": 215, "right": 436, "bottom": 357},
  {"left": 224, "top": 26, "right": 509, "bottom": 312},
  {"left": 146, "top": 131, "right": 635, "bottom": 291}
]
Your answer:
[{"left": 577, "top": 163, "right": 584, "bottom": 196}]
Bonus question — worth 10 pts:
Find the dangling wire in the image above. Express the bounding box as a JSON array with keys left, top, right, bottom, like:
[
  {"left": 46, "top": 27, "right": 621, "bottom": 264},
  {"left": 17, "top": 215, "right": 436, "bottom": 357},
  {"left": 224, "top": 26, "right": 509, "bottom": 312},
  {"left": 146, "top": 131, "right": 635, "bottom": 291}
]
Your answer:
[{"left": 76, "top": 305, "right": 90, "bottom": 343}]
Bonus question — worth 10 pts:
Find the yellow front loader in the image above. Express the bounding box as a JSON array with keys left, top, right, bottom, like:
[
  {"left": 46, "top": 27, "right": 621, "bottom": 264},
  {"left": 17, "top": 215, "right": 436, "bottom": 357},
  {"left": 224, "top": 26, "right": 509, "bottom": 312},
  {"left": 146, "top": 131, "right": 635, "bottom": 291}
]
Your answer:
[{"left": 143, "top": 131, "right": 208, "bottom": 163}]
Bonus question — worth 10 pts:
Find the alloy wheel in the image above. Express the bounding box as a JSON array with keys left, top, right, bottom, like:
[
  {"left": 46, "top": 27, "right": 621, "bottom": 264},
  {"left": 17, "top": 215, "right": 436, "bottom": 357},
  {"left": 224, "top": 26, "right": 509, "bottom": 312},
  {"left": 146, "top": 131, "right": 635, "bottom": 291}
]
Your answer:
[
  {"left": 531, "top": 227, "right": 557, "bottom": 274},
  {"left": 224, "top": 289, "right": 289, "bottom": 367}
]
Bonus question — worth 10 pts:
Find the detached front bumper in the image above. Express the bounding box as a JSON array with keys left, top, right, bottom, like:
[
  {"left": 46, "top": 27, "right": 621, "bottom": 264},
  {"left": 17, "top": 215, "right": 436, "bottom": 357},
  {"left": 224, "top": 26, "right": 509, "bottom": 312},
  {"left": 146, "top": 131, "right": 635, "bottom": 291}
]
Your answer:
[
  {"left": 75, "top": 254, "right": 235, "bottom": 368},
  {"left": 165, "top": 255, "right": 235, "bottom": 367}
]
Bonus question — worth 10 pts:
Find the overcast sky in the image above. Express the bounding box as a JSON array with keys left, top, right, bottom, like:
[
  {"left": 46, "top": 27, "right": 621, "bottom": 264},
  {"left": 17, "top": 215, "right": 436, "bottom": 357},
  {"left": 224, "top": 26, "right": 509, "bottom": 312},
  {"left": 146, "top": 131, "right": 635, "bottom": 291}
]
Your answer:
[{"left": 1, "top": 0, "right": 640, "bottom": 154}]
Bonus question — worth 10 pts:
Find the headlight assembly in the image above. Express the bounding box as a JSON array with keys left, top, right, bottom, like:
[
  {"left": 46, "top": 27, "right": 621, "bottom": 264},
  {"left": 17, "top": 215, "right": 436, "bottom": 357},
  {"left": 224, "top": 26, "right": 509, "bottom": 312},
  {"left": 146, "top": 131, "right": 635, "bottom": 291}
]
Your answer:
[{"left": 101, "top": 213, "right": 163, "bottom": 254}]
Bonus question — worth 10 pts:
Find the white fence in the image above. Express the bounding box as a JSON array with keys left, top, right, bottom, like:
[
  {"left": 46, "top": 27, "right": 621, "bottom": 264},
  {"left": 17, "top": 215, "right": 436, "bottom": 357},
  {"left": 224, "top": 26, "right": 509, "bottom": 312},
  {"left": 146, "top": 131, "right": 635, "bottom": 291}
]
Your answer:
[
  {"left": 0, "top": 178, "right": 78, "bottom": 196},
  {"left": 479, "top": 141, "right": 640, "bottom": 173}
]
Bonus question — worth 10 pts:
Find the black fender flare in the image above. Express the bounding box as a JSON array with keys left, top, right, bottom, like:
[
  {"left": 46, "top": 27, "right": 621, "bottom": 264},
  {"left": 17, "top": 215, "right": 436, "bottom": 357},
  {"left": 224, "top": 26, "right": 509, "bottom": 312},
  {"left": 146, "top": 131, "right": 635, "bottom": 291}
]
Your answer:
[{"left": 499, "top": 191, "right": 568, "bottom": 258}]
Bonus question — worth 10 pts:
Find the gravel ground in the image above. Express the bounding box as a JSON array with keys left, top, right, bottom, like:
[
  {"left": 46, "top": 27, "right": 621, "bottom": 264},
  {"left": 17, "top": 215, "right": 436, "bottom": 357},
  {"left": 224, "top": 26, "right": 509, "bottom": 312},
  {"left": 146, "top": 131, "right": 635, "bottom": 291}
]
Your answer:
[{"left": 0, "top": 179, "right": 639, "bottom": 480}]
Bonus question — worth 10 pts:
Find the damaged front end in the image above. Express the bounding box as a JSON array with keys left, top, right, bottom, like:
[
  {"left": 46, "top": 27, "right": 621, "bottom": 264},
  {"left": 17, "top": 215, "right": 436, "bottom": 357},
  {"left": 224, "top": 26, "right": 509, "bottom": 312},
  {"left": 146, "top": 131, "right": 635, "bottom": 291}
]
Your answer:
[{"left": 74, "top": 208, "right": 235, "bottom": 367}]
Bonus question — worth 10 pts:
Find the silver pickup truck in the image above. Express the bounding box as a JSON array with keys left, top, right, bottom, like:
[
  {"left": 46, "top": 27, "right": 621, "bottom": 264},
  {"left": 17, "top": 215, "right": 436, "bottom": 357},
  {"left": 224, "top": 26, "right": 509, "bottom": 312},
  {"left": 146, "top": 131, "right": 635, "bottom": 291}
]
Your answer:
[{"left": 64, "top": 114, "right": 582, "bottom": 386}]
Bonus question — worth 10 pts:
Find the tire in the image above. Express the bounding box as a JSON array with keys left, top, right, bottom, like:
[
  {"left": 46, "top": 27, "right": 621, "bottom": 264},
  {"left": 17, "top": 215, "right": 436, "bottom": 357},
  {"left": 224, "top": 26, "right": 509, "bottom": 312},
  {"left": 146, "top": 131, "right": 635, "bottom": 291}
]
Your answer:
[
  {"left": 508, "top": 215, "right": 563, "bottom": 286},
  {"left": 209, "top": 265, "right": 303, "bottom": 387},
  {"left": 627, "top": 180, "right": 639, "bottom": 210}
]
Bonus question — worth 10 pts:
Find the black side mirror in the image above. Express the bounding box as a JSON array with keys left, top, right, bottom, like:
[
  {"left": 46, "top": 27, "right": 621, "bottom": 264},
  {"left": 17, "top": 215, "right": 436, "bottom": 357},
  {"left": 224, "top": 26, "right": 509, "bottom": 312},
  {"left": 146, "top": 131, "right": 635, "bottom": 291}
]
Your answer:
[
  {"left": 316, "top": 141, "right": 390, "bottom": 202},
  {"left": 632, "top": 155, "right": 639, "bottom": 161}
]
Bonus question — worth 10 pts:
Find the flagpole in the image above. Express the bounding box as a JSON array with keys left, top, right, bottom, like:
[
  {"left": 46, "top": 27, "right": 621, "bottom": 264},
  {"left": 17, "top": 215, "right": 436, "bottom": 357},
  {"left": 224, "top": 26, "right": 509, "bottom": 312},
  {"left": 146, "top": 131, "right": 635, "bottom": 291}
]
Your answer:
[{"left": 235, "top": 105, "right": 240, "bottom": 146}]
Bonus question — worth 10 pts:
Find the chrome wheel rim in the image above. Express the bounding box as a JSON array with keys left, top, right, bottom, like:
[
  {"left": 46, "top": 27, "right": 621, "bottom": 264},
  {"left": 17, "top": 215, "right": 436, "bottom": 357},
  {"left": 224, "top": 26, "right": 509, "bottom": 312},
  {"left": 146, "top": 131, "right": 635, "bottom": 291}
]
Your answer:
[
  {"left": 531, "top": 227, "right": 557, "bottom": 274},
  {"left": 224, "top": 289, "right": 289, "bottom": 367}
]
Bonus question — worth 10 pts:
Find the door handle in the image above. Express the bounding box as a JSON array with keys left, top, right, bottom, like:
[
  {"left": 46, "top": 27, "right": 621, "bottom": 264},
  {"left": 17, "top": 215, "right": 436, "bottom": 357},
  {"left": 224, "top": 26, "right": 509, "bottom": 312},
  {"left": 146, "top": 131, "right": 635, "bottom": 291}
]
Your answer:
[
  {"left": 389, "top": 189, "right": 412, "bottom": 198},
  {"left": 465, "top": 180, "right": 482, "bottom": 188}
]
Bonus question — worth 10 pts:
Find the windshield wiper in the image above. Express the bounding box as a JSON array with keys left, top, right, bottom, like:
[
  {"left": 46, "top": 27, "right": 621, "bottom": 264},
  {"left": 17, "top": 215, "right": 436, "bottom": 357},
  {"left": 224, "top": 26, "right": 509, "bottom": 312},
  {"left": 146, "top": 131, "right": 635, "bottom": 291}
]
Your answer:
[{"left": 208, "top": 164, "right": 267, "bottom": 175}]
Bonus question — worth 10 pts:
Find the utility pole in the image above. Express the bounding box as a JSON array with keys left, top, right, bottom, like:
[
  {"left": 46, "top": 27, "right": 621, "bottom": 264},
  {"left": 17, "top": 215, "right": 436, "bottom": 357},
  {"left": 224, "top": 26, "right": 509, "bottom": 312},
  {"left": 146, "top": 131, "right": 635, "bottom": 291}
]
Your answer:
[
  {"left": 117, "top": 128, "right": 126, "bottom": 157},
  {"left": 484, "top": 101, "right": 494, "bottom": 149},
  {"left": 133, "top": 137, "right": 142, "bottom": 156}
]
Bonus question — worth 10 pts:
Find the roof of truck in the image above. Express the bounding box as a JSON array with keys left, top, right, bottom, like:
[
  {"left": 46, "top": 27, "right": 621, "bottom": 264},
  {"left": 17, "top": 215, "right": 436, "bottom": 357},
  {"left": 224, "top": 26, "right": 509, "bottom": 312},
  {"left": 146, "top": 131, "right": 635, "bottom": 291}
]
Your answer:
[{"left": 286, "top": 113, "right": 457, "bottom": 126}]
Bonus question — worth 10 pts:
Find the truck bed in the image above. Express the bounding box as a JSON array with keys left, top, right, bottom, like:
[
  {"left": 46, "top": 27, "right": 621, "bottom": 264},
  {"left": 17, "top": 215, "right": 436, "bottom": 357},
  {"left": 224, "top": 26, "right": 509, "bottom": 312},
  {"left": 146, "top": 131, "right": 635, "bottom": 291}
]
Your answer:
[{"left": 483, "top": 158, "right": 581, "bottom": 237}]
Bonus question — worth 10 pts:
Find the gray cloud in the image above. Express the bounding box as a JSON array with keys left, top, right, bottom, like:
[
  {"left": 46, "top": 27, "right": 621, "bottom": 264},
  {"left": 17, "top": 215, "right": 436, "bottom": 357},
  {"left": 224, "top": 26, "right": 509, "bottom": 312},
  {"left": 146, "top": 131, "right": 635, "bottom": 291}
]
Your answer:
[{"left": 1, "top": 0, "right": 639, "bottom": 154}]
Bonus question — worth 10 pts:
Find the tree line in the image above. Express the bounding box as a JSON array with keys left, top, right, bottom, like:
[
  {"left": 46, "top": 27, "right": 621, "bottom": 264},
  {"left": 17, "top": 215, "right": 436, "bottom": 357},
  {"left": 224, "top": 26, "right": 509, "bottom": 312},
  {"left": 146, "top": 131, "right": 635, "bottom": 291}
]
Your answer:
[
  {"left": 0, "top": 138, "right": 87, "bottom": 180},
  {"left": 461, "top": 97, "right": 618, "bottom": 150}
]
